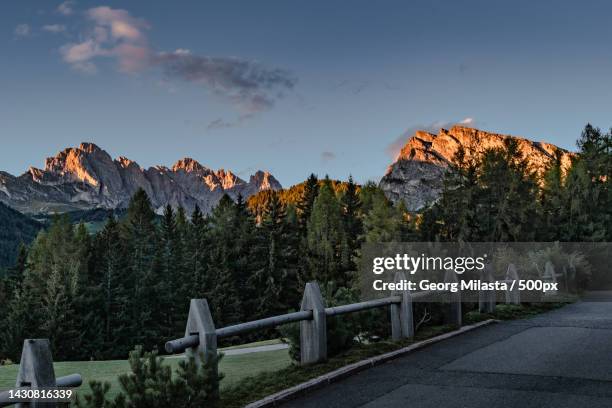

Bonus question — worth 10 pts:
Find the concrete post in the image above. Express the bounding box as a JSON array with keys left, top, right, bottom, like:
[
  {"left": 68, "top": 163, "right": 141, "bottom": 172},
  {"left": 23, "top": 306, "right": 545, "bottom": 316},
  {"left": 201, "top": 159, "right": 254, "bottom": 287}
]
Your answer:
[
  {"left": 391, "top": 271, "right": 414, "bottom": 340},
  {"left": 505, "top": 264, "right": 521, "bottom": 305},
  {"left": 300, "top": 282, "right": 327, "bottom": 365},
  {"left": 444, "top": 270, "right": 462, "bottom": 327},
  {"left": 185, "top": 299, "right": 218, "bottom": 397},
  {"left": 478, "top": 265, "right": 496, "bottom": 313},
  {"left": 16, "top": 339, "right": 56, "bottom": 408}
]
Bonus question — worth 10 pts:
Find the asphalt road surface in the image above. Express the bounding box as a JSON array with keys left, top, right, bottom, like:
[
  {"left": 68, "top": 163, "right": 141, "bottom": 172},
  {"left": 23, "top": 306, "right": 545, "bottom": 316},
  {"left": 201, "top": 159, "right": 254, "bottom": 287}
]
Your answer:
[{"left": 279, "top": 293, "right": 612, "bottom": 408}]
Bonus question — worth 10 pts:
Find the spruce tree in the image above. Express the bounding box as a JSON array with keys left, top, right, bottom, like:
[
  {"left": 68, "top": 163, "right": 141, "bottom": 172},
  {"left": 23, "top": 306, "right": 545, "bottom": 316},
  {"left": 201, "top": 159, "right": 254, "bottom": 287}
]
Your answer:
[
  {"left": 362, "top": 192, "right": 402, "bottom": 243},
  {"left": 121, "top": 189, "right": 161, "bottom": 351},
  {"left": 297, "top": 174, "right": 319, "bottom": 234},
  {"left": 89, "top": 215, "right": 131, "bottom": 358},
  {"left": 539, "top": 150, "right": 566, "bottom": 240},
  {"left": 306, "top": 180, "right": 347, "bottom": 287},
  {"left": 207, "top": 195, "right": 244, "bottom": 326},
  {"left": 185, "top": 205, "right": 210, "bottom": 302},
  {"left": 250, "top": 192, "right": 300, "bottom": 318},
  {"left": 340, "top": 175, "right": 363, "bottom": 270}
]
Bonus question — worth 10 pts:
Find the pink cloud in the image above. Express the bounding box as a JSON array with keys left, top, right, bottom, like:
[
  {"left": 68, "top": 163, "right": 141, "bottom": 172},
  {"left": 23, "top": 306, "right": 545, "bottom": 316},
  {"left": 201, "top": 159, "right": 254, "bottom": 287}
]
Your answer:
[
  {"left": 114, "top": 43, "right": 150, "bottom": 72},
  {"left": 60, "top": 7, "right": 150, "bottom": 74},
  {"left": 55, "top": 6, "right": 295, "bottom": 114},
  {"left": 87, "top": 7, "right": 148, "bottom": 42}
]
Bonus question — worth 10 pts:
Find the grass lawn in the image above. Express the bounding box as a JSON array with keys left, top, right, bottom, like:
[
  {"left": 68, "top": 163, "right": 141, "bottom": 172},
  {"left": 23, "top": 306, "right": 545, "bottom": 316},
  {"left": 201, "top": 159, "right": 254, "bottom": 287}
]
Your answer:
[
  {"left": 0, "top": 348, "right": 291, "bottom": 399},
  {"left": 220, "top": 338, "right": 283, "bottom": 350}
]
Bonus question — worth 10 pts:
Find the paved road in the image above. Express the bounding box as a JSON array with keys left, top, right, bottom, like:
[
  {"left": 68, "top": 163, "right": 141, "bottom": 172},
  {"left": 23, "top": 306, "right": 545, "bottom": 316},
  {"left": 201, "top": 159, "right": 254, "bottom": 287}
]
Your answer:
[{"left": 280, "top": 294, "right": 612, "bottom": 408}]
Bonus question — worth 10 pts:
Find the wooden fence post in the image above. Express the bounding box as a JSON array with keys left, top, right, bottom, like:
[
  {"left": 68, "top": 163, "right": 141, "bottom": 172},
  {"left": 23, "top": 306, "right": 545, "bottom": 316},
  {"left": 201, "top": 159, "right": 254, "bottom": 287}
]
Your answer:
[
  {"left": 444, "top": 270, "right": 462, "bottom": 327},
  {"left": 185, "top": 299, "right": 218, "bottom": 397},
  {"left": 505, "top": 264, "right": 521, "bottom": 305},
  {"left": 479, "top": 265, "right": 496, "bottom": 313},
  {"left": 300, "top": 282, "right": 327, "bottom": 365},
  {"left": 16, "top": 339, "right": 56, "bottom": 408},
  {"left": 391, "top": 271, "right": 414, "bottom": 340}
]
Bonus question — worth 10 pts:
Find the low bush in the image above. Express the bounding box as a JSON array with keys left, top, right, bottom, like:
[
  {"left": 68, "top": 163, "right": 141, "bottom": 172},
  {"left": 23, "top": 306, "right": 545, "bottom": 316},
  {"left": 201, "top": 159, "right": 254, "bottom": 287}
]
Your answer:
[{"left": 73, "top": 346, "right": 222, "bottom": 408}]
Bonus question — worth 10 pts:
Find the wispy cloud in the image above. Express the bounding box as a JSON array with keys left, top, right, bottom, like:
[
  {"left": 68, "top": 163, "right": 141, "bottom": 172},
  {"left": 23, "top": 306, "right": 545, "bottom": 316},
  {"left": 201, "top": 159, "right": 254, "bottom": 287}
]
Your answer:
[
  {"left": 155, "top": 50, "right": 297, "bottom": 114},
  {"left": 207, "top": 118, "right": 236, "bottom": 131},
  {"left": 60, "top": 6, "right": 151, "bottom": 74},
  {"left": 57, "top": 1, "right": 75, "bottom": 16},
  {"left": 42, "top": 24, "right": 66, "bottom": 34},
  {"left": 321, "top": 151, "right": 336, "bottom": 163},
  {"left": 385, "top": 117, "right": 477, "bottom": 159},
  {"left": 14, "top": 24, "right": 31, "bottom": 38},
  {"left": 206, "top": 112, "right": 260, "bottom": 131},
  {"left": 56, "top": 7, "right": 296, "bottom": 114}
]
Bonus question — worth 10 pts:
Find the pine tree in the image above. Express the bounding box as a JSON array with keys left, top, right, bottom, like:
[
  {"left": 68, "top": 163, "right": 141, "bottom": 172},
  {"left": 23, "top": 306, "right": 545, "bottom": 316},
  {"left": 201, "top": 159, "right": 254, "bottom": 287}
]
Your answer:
[
  {"left": 434, "top": 145, "right": 481, "bottom": 241},
  {"left": 157, "top": 205, "right": 184, "bottom": 339},
  {"left": 306, "top": 180, "right": 347, "bottom": 287},
  {"left": 88, "top": 215, "right": 131, "bottom": 358},
  {"left": 207, "top": 195, "right": 244, "bottom": 326},
  {"left": 297, "top": 174, "right": 319, "bottom": 234},
  {"left": 121, "top": 189, "right": 161, "bottom": 351},
  {"left": 562, "top": 124, "right": 609, "bottom": 241},
  {"left": 250, "top": 192, "right": 300, "bottom": 318},
  {"left": 362, "top": 192, "right": 402, "bottom": 243},
  {"left": 10, "top": 216, "right": 88, "bottom": 360},
  {"left": 340, "top": 175, "right": 362, "bottom": 270},
  {"left": 539, "top": 150, "right": 566, "bottom": 240},
  {"left": 185, "top": 205, "right": 210, "bottom": 302}
]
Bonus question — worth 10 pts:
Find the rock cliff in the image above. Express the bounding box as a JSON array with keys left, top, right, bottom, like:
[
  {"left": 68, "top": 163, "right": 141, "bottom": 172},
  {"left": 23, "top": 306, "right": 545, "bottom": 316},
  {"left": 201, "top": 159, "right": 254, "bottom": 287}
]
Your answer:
[{"left": 379, "top": 126, "right": 573, "bottom": 211}]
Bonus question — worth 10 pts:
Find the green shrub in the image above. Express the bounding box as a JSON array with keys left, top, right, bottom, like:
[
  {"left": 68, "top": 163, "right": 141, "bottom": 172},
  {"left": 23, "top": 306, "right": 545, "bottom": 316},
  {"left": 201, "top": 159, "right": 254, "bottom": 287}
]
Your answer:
[
  {"left": 73, "top": 346, "right": 223, "bottom": 408},
  {"left": 0, "top": 358, "right": 13, "bottom": 366}
]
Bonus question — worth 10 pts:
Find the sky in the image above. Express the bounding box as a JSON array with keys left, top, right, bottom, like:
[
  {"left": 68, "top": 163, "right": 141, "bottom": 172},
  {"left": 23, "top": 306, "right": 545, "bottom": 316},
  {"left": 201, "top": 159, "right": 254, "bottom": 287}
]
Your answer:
[{"left": 2, "top": 0, "right": 612, "bottom": 187}]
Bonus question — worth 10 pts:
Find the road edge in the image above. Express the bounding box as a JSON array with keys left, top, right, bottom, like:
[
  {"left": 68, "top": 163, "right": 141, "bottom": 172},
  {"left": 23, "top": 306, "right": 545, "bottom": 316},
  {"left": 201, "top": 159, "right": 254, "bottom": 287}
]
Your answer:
[{"left": 245, "top": 319, "right": 498, "bottom": 408}]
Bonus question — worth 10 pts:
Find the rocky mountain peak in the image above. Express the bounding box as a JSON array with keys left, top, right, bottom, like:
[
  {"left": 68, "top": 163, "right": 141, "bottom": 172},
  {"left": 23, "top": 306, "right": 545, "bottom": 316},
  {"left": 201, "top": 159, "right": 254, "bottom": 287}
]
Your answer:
[
  {"left": 172, "top": 158, "right": 210, "bottom": 173},
  {"left": 79, "top": 142, "right": 103, "bottom": 154},
  {"left": 381, "top": 126, "right": 574, "bottom": 212},
  {"left": 215, "top": 169, "right": 244, "bottom": 190},
  {"left": 0, "top": 143, "right": 282, "bottom": 215},
  {"left": 116, "top": 156, "right": 139, "bottom": 169},
  {"left": 250, "top": 170, "right": 282, "bottom": 191}
]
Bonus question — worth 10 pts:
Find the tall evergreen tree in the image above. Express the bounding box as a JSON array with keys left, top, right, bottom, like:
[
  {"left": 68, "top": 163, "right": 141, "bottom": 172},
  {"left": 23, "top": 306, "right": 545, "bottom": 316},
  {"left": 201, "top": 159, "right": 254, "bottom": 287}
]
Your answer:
[
  {"left": 297, "top": 174, "right": 319, "bottom": 234},
  {"left": 250, "top": 192, "right": 300, "bottom": 318},
  {"left": 157, "top": 205, "right": 184, "bottom": 339},
  {"left": 362, "top": 192, "right": 402, "bottom": 243},
  {"left": 539, "top": 150, "right": 566, "bottom": 240},
  {"left": 207, "top": 195, "right": 244, "bottom": 326},
  {"left": 121, "top": 189, "right": 160, "bottom": 350},
  {"left": 306, "top": 180, "right": 348, "bottom": 287},
  {"left": 88, "top": 215, "right": 131, "bottom": 358},
  {"left": 340, "top": 175, "right": 363, "bottom": 270}
]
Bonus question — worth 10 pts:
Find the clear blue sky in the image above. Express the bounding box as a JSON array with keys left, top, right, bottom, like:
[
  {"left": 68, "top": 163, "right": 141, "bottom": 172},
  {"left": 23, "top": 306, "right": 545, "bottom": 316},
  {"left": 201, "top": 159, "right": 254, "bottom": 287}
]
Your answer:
[{"left": 2, "top": 0, "right": 612, "bottom": 186}]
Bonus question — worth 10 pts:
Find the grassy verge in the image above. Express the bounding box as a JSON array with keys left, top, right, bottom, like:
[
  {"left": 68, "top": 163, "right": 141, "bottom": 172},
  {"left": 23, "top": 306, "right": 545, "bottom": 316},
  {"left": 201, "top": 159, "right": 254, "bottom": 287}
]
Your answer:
[
  {"left": 220, "top": 338, "right": 284, "bottom": 351},
  {"left": 0, "top": 349, "right": 292, "bottom": 400}
]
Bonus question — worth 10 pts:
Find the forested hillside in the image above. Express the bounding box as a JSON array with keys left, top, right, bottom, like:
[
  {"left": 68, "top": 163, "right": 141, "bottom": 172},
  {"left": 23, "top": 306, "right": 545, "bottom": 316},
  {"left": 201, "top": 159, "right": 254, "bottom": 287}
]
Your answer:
[
  {"left": 0, "top": 124, "right": 610, "bottom": 364},
  {"left": 0, "top": 202, "right": 41, "bottom": 270}
]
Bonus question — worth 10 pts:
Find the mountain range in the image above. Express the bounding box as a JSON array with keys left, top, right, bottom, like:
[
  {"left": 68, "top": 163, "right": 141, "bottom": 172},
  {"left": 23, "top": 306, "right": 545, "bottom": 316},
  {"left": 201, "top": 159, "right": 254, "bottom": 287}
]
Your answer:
[
  {"left": 0, "top": 143, "right": 281, "bottom": 215},
  {"left": 379, "top": 126, "right": 574, "bottom": 211},
  {"left": 0, "top": 126, "right": 574, "bottom": 216}
]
